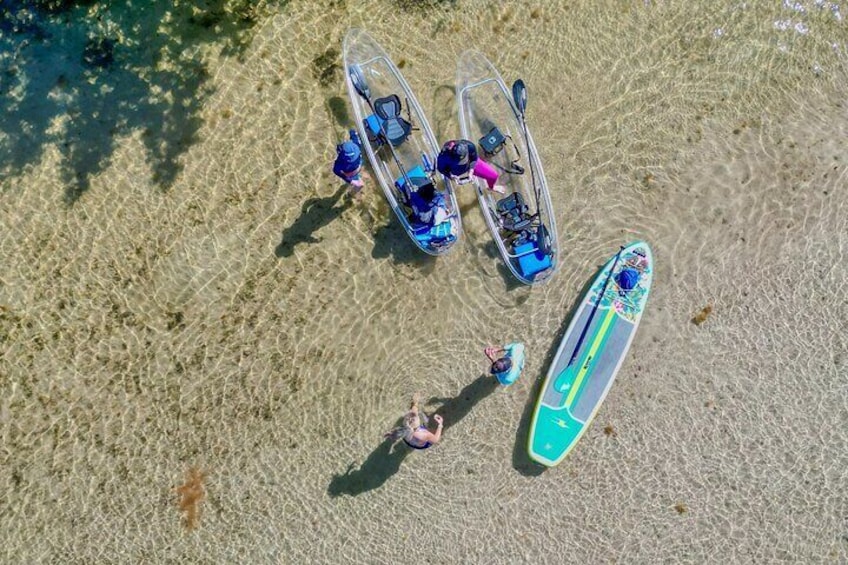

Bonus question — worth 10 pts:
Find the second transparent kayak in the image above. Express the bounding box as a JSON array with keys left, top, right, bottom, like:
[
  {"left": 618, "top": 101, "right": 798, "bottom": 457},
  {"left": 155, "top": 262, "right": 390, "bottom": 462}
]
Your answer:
[{"left": 457, "top": 50, "right": 558, "bottom": 283}]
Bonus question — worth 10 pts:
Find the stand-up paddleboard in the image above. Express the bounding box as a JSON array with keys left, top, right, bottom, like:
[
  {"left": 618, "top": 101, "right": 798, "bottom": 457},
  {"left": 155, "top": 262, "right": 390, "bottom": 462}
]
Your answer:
[
  {"left": 528, "top": 241, "right": 653, "bottom": 466},
  {"left": 343, "top": 29, "right": 462, "bottom": 255}
]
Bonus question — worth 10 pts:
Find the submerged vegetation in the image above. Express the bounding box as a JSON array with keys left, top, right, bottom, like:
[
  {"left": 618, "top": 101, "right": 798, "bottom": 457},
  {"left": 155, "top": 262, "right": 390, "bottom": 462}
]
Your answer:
[
  {"left": 175, "top": 467, "right": 206, "bottom": 530},
  {"left": 692, "top": 304, "right": 713, "bottom": 325},
  {"left": 0, "top": 0, "right": 284, "bottom": 203}
]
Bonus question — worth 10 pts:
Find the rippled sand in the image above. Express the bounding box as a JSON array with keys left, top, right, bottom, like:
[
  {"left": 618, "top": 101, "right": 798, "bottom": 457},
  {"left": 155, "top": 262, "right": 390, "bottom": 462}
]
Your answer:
[{"left": 2, "top": 1, "right": 847, "bottom": 562}]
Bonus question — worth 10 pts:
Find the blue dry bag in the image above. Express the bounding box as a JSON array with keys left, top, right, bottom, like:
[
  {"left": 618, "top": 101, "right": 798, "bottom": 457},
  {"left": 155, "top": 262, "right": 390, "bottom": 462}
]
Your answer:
[{"left": 615, "top": 268, "right": 640, "bottom": 291}]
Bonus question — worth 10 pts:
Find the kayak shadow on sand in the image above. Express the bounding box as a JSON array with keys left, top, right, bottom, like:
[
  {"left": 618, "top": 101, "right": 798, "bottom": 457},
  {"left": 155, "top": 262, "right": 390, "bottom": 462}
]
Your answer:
[
  {"left": 463, "top": 229, "right": 528, "bottom": 292},
  {"left": 327, "top": 374, "right": 498, "bottom": 498},
  {"left": 275, "top": 186, "right": 351, "bottom": 258},
  {"left": 370, "top": 220, "right": 437, "bottom": 272},
  {"left": 428, "top": 84, "right": 457, "bottom": 142},
  {"left": 511, "top": 263, "right": 605, "bottom": 476}
]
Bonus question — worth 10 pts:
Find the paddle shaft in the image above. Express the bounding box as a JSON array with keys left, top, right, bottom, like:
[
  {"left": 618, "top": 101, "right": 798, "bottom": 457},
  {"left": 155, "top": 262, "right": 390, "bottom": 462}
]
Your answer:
[
  {"left": 512, "top": 81, "right": 543, "bottom": 219},
  {"left": 566, "top": 246, "right": 625, "bottom": 368},
  {"left": 518, "top": 115, "right": 543, "bottom": 214}
]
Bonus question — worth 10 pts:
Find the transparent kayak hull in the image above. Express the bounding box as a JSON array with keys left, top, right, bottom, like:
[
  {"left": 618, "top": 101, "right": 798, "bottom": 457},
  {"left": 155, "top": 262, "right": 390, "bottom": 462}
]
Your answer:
[
  {"left": 343, "top": 29, "right": 462, "bottom": 255},
  {"left": 457, "top": 50, "right": 558, "bottom": 284}
]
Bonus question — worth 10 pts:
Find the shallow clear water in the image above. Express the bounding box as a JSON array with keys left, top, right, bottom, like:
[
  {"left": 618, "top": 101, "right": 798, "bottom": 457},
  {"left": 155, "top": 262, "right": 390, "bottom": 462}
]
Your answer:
[{"left": 2, "top": 0, "right": 847, "bottom": 562}]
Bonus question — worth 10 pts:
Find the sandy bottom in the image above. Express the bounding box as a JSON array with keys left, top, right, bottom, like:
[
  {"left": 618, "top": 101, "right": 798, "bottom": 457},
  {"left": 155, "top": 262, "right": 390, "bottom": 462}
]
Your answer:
[{"left": 2, "top": 1, "right": 847, "bottom": 562}]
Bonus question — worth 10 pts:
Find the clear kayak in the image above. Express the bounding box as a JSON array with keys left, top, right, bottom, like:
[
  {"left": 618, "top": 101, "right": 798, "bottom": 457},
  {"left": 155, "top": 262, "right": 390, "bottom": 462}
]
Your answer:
[
  {"left": 343, "top": 29, "right": 462, "bottom": 255},
  {"left": 457, "top": 50, "right": 558, "bottom": 284}
]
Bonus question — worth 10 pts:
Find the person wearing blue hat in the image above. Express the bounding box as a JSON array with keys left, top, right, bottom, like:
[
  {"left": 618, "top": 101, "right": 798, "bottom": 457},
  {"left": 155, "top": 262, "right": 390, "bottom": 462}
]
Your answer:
[{"left": 332, "top": 129, "right": 366, "bottom": 192}]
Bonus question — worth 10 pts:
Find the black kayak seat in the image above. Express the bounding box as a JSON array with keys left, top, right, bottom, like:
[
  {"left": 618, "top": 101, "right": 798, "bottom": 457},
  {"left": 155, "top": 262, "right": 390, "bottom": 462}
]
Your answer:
[
  {"left": 374, "top": 95, "right": 412, "bottom": 147},
  {"left": 504, "top": 215, "right": 535, "bottom": 232},
  {"left": 496, "top": 191, "right": 532, "bottom": 231},
  {"left": 496, "top": 191, "right": 526, "bottom": 215}
]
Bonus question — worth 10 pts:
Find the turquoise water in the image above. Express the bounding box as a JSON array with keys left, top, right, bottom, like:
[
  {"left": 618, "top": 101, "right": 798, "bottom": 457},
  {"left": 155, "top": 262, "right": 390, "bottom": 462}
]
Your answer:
[{"left": 1, "top": 1, "right": 846, "bottom": 562}]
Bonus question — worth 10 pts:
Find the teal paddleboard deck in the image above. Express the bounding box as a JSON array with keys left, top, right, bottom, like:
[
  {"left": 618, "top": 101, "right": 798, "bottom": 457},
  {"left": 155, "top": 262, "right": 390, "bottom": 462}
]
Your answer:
[{"left": 528, "top": 241, "right": 653, "bottom": 467}]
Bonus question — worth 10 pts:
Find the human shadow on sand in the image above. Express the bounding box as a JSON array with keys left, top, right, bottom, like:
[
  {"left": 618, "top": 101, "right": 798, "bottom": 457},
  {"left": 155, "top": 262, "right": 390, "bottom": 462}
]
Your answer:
[
  {"left": 325, "top": 95, "right": 353, "bottom": 129},
  {"left": 511, "top": 263, "right": 605, "bottom": 476},
  {"left": 327, "top": 374, "right": 498, "bottom": 497},
  {"left": 275, "top": 186, "right": 351, "bottom": 258}
]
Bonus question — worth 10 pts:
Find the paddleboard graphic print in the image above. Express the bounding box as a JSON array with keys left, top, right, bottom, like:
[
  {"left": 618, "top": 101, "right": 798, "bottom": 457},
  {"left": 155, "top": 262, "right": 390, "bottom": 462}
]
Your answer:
[{"left": 528, "top": 241, "right": 653, "bottom": 467}]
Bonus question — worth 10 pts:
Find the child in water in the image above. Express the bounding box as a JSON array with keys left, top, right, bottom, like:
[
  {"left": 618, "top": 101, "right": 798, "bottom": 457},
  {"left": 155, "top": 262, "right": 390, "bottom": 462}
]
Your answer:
[
  {"left": 332, "top": 129, "right": 366, "bottom": 195},
  {"left": 484, "top": 343, "right": 525, "bottom": 386}
]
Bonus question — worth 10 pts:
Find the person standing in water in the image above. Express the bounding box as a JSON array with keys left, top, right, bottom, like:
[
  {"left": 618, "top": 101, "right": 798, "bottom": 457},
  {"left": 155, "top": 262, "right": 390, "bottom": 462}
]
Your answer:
[
  {"left": 484, "top": 343, "right": 525, "bottom": 386},
  {"left": 436, "top": 139, "right": 506, "bottom": 194},
  {"left": 384, "top": 393, "right": 444, "bottom": 451},
  {"left": 332, "top": 129, "right": 366, "bottom": 195}
]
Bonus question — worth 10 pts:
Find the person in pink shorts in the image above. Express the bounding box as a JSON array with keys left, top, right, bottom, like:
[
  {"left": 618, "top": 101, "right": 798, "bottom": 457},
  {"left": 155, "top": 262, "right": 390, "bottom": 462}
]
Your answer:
[{"left": 436, "top": 139, "right": 506, "bottom": 194}]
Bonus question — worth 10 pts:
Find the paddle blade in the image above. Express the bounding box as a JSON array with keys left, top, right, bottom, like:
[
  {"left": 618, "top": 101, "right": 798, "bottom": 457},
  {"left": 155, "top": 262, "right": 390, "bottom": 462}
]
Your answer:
[
  {"left": 537, "top": 223, "right": 551, "bottom": 257},
  {"left": 349, "top": 64, "right": 370, "bottom": 100},
  {"left": 512, "top": 79, "right": 527, "bottom": 115}
]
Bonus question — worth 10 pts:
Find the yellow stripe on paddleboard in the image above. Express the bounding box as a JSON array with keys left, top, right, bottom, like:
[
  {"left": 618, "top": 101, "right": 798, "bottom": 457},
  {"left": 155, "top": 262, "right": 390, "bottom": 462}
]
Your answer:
[{"left": 564, "top": 304, "right": 617, "bottom": 408}]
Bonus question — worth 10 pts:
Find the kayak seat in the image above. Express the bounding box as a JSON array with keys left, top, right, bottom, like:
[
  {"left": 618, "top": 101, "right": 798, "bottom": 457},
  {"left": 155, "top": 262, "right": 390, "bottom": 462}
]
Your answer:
[
  {"left": 514, "top": 239, "right": 553, "bottom": 279},
  {"left": 479, "top": 126, "right": 524, "bottom": 174},
  {"left": 364, "top": 114, "right": 384, "bottom": 145},
  {"left": 503, "top": 215, "right": 535, "bottom": 232},
  {"left": 497, "top": 191, "right": 527, "bottom": 216},
  {"left": 496, "top": 192, "right": 531, "bottom": 232},
  {"left": 374, "top": 95, "right": 412, "bottom": 147}
]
